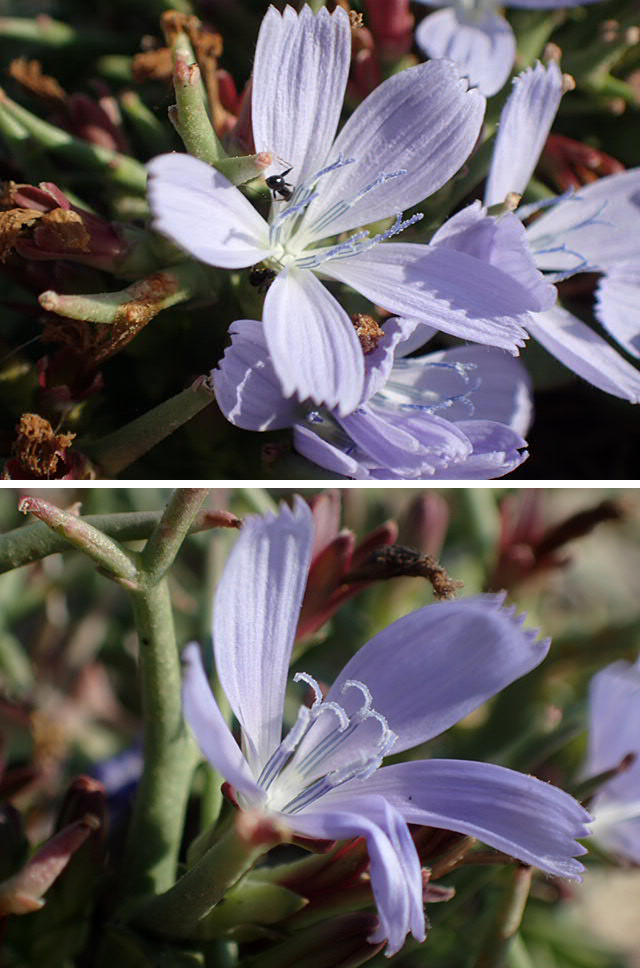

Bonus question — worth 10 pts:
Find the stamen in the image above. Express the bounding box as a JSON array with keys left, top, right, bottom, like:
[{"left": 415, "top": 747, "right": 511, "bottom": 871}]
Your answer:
[
  {"left": 315, "top": 700, "right": 350, "bottom": 732},
  {"left": 269, "top": 192, "right": 319, "bottom": 245},
  {"left": 378, "top": 361, "right": 479, "bottom": 418},
  {"left": 341, "top": 679, "right": 373, "bottom": 718},
  {"left": 293, "top": 671, "right": 324, "bottom": 709},
  {"left": 517, "top": 187, "right": 577, "bottom": 221},
  {"left": 309, "top": 168, "right": 408, "bottom": 236},
  {"left": 258, "top": 705, "right": 312, "bottom": 790},
  {"left": 288, "top": 155, "right": 356, "bottom": 209},
  {"left": 283, "top": 757, "right": 385, "bottom": 814},
  {"left": 295, "top": 212, "right": 423, "bottom": 271},
  {"left": 365, "top": 709, "right": 398, "bottom": 757},
  {"left": 530, "top": 243, "right": 593, "bottom": 280},
  {"left": 269, "top": 156, "right": 357, "bottom": 247}
]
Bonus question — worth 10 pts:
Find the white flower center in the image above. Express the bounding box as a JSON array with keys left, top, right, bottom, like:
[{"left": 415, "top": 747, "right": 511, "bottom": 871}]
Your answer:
[
  {"left": 250, "top": 672, "right": 397, "bottom": 815},
  {"left": 265, "top": 156, "right": 423, "bottom": 272}
]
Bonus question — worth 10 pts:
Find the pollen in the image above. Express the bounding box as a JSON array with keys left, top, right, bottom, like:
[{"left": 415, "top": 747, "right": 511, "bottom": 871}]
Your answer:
[{"left": 352, "top": 314, "right": 384, "bottom": 354}]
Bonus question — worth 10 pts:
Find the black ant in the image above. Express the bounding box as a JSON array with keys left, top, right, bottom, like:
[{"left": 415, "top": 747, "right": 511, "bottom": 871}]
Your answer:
[
  {"left": 249, "top": 265, "right": 276, "bottom": 293},
  {"left": 266, "top": 167, "right": 294, "bottom": 201}
]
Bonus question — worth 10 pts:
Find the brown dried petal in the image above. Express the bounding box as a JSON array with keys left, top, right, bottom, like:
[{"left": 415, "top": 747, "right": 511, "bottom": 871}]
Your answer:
[
  {"left": 132, "top": 47, "right": 173, "bottom": 82},
  {"left": 345, "top": 545, "right": 463, "bottom": 600},
  {"left": 0, "top": 209, "right": 44, "bottom": 261},
  {"left": 37, "top": 208, "right": 91, "bottom": 252},
  {"left": 11, "top": 413, "right": 75, "bottom": 479},
  {"left": 8, "top": 58, "right": 66, "bottom": 104}
]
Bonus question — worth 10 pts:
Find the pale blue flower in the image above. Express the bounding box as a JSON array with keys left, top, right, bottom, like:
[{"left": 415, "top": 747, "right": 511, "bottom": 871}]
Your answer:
[
  {"left": 183, "top": 499, "right": 590, "bottom": 955},
  {"left": 584, "top": 658, "right": 640, "bottom": 863},
  {"left": 422, "top": 61, "right": 640, "bottom": 401},
  {"left": 213, "top": 316, "right": 532, "bottom": 479},
  {"left": 414, "top": 0, "right": 604, "bottom": 96},
  {"left": 147, "top": 5, "right": 545, "bottom": 417}
]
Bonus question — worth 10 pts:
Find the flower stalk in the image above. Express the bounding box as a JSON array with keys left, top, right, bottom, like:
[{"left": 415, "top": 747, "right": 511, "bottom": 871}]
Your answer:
[
  {"left": 38, "top": 261, "right": 218, "bottom": 325},
  {"left": 88, "top": 375, "right": 216, "bottom": 477},
  {"left": 472, "top": 865, "right": 533, "bottom": 968},
  {"left": 119, "top": 577, "right": 199, "bottom": 905},
  {"left": 18, "top": 497, "right": 138, "bottom": 583},
  {"left": 0, "top": 88, "right": 147, "bottom": 194},
  {"left": 0, "top": 507, "right": 236, "bottom": 575},
  {"left": 134, "top": 811, "right": 287, "bottom": 937},
  {"left": 141, "top": 488, "right": 210, "bottom": 584}
]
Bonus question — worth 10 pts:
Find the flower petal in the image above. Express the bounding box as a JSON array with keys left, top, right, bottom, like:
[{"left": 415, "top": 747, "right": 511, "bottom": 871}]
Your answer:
[
  {"left": 146, "top": 153, "right": 270, "bottom": 267},
  {"left": 585, "top": 661, "right": 640, "bottom": 864},
  {"left": 339, "top": 759, "right": 590, "bottom": 879},
  {"left": 440, "top": 420, "right": 528, "bottom": 478},
  {"left": 416, "top": 8, "right": 515, "bottom": 97},
  {"left": 252, "top": 5, "right": 351, "bottom": 187},
  {"left": 432, "top": 202, "right": 556, "bottom": 312},
  {"left": 361, "top": 316, "right": 420, "bottom": 402},
  {"left": 595, "top": 263, "right": 640, "bottom": 359},
  {"left": 325, "top": 595, "right": 549, "bottom": 753},
  {"left": 321, "top": 243, "right": 532, "bottom": 352},
  {"left": 293, "top": 422, "right": 360, "bottom": 478},
  {"left": 527, "top": 167, "right": 640, "bottom": 273},
  {"left": 527, "top": 305, "right": 640, "bottom": 402},
  {"left": 337, "top": 403, "right": 472, "bottom": 478},
  {"left": 263, "top": 268, "right": 365, "bottom": 416},
  {"left": 213, "top": 498, "right": 314, "bottom": 774},
  {"left": 181, "top": 643, "right": 263, "bottom": 798},
  {"left": 289, "top": 797, "right": 424, "bottom": 956},
  {"left": 585, "top": 659, "right": 640, "bottom": 781},
  {"left": 484, "top": 61, "right": 565, "bottom": 207},
  {"left": 213, "top": 319, "right": 300, "bottom": 430},
  {"left": 302, "top": 59, "right": 485, "bottom": 239},
  {"left": 414, "top": 345, "right": 533, "bottom": 434}
]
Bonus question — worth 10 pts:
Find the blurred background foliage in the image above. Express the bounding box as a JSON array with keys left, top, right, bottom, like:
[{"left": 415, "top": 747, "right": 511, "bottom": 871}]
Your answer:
[
  {"left": 0, "top": 486, "right": 639, "bottom": 966},
  {"left": 0, "top": 1, "right": 638, "bottom": 478}
]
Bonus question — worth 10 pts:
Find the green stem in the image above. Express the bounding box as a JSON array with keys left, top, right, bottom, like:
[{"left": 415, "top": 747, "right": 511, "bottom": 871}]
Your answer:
[
  {"left": 120, "top": 579, "right": 198, "bottom": 904},
  {"left": 472, "top": 866, "right": 533, "bottom": 968},
  {"left": 88, "top": 376, "right": 216, "bottom": 477},
  {"left": 39, "top": 261, "right": 216, "bottom": 324},
  {"left": 18, "top": 497, "right": 137, "bottom": 582},
  {"left": 0, "top": 509, "right": 223, "bottom": 575},
  {"left": 119, "top": 90, "right": 176, "bottom": 156},
  {"left": 141, "top": 489, "right": 210, "bottom": 584},
  {"left": 172, "top": 49, "right": 226, "bottom": 164},
  {"left": 135, "top": 818, "right": 278, "bottom": 937},
  {"left": 0, "top": 91, "right": 147, "bottom": 194}
]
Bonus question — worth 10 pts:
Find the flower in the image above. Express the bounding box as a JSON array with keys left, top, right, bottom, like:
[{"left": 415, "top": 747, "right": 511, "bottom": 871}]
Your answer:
[
  {"left": 147, "top": 4, "right": 546, "bottom": 416},
  {"left": 425, "top": 61, "right": 640, "bottom": 402},
  {"left": 182, "top": 498, "right": 590, "bottom": 956},
  {"left": 583, "top": 658, "right": 640, "bottom": 863},
  {"left": 414, "top": 0, "right": 603, "bottom": 97},
  {"left": 213, "top": 315, "right": 532, "bottom": 479}
]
